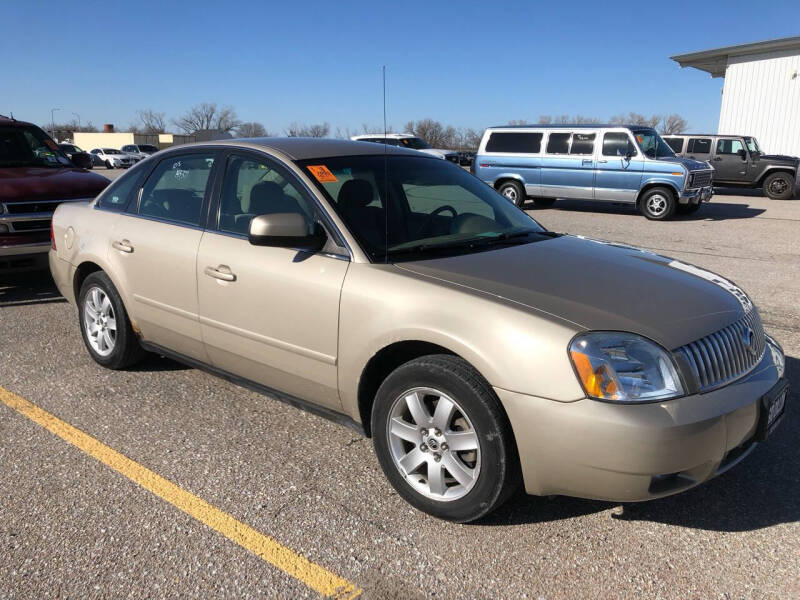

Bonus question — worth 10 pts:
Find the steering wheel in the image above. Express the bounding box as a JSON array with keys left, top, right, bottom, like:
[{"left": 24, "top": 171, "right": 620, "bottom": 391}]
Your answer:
[{"left": 418, "top": 205, "right": 458, "bottom": 237}]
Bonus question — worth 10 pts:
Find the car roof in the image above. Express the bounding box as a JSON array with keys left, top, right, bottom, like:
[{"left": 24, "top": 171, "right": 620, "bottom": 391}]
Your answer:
[
  {"left": 0, "top": 116, "right": 37, "bottom": 128},
  {"left": 352, "top": 133, "right": 416, "bottom": 139},
  {"left": 662, "top": 133, "right": 751, "bottom": 138},
  {"left": 487, "top": 124, "right": 656, "bottom": 130},
  {"left": 184, "top": 137, "right": 427, "bottom": 160}
]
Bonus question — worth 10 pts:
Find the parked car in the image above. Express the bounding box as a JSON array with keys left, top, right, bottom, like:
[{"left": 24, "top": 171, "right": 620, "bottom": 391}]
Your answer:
[
  {"left": 0, "top": 116, "right": 108, "bottom": 271},
  {"left": 351, "top": 133, "right": 460, "bottom": 163},
  {"left": 121, "top": 144, "right": 160, "bottom": 161},
  {"left": 661, "top": 134, "right": 799, "bottom": 199},
  {"left": 458, "top": 151, "right": 475, "bottom": 166},
  {"left": 58, "top": 143, "right": 94, "bottom": 169},
  {"left": 473, "top": 125, "right": 714, "bottom": 219},
  {"left": 89, "top": 148, "right": 135, "bottom": 169},
  {"left": 50, "top": 138, "right": 787, "bottom": 522}
]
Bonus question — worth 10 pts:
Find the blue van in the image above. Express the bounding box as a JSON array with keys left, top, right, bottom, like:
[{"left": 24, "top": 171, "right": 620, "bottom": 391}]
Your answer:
[{"left": 472, "top": 125, "right": 714, "bottom": 220}]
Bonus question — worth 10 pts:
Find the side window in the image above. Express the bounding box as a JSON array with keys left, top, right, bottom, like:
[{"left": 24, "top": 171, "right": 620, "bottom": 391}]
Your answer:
[
  {"left": 485, "top": 132, "right": 542, "bottom": 153},
  {"left": 98, "top": 172, "right": 140, "bottom": 211},
  {"left": 602, "top": 133, "right": 636, "bottom": 157},
  {"left": 664, "top": 137, "right": 684, "bottom": 153},
  {"left": 569, "top": 133, "right": 595, "bottom": 155},
  {"left": 716, "top": 138, "right": 745, "bottom": 155},
  {"left": 138, "top": 153, "right": 215, "bottom": 226},
  {"left": 687, "top": 138, "right": 711, "bottom": 154},
  {"left": 546, "top": 132, "right": 571, "bottom": 154},
  {"left": 218, "top": 155, "right": 314, "bottom": 235}
]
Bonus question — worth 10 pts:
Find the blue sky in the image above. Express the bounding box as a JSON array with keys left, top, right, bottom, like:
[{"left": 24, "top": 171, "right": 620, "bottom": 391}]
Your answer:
[{"left": 2, "top": 1, "right": 798, "bottom": 135}]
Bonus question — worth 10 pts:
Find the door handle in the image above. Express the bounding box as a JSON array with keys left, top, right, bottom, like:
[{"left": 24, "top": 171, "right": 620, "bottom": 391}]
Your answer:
[
  {"left": 112, "top": 239, "right": 133, "bottom": 253},
  {"left": 597, "top": 159, "right": 608, "bottom": 163},
  {"left": 204, "top": 265, "right": 236, "bottom": 282},
  {"left": 582, "top": 159, "right": 593, "bottom": 165}
]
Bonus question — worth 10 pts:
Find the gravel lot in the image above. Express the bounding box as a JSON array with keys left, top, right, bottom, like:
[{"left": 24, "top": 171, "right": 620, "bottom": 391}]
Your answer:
[{"left": 0, "top": 190, "right": 798, "bottom": 599}]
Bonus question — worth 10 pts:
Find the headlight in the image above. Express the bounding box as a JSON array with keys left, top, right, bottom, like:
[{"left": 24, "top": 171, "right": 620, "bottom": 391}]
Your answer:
[{"left": 569, "top": 332, "right": 684, "bottom": 403}]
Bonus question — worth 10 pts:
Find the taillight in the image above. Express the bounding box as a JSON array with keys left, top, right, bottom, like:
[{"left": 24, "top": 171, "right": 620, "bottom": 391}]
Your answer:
[{"left": 51, "top": 221, "right": 56, "bottom": 250}]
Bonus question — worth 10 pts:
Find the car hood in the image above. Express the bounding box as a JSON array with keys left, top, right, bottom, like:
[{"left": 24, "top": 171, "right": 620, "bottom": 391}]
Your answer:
[
  {"left": 658, "top": 156, "right": 710, "bottom": 171},
  {"left": 395, "top": 235, "right": 750, "bottom": 350},
  {"left": 756, "top": 153, "right": 799, "bottom": 165},
  {"left": 0, "top": 167, "right": 109, "bottom": 201},
  {"left": 419, "top": 148, "right": 456, "bottom": 158}
]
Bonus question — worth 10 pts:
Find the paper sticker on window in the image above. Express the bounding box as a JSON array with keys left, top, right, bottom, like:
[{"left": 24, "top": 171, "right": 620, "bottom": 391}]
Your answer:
[{"left": 307, "top": 165, "right": 338, "bottom": 183}]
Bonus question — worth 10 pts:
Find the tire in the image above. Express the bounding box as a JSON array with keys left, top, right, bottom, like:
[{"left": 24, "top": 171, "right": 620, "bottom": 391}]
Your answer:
[
  {"left": 763, "top": 172, "right": 795, "bottom": 200},
  {"left": 532, "top": 197, "right": 556, "bottom": 208},
  {"left": 497, "top": 180, "right": 526, "bottom": 207},
  {"left": 371, "top": 354, "right": 520, "bottom": 522},
  {"left": 677, "top": 202, "right": 702, "bottom": 215},
  {"left": 639, "top": 186, "right": 677, "bottom": 220},
  {"left": 78, "top": 271, "right": 146, "bottom": 369},
  {"left": 105, "top": 160, "right": 113, "bottom": 170}
]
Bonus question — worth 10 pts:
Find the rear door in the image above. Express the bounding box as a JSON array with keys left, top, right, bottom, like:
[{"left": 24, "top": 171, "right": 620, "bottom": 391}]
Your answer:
[
  {"left": 107, "top": 150, "right": 218, "bottom": 361},
  {"left": 540, "top": 131, "right": 596, "bottom": 199},
  {"left": 594, "top": 131, "right": 643, "bottom": 202},
  {"left": 686, "top": 137, "right": 712, "bottom": 162},
  {"left": 712, "top": 137, "right": 750, "bottom": 182},
  {"left": 196, "top": 150, "right": 349, "bottom": 410}
]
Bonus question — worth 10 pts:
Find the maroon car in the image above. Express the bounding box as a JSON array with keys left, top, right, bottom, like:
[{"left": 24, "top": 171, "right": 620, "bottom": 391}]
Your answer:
[{"left": 1, "top": 116, "right": 109, "bottom": 271}]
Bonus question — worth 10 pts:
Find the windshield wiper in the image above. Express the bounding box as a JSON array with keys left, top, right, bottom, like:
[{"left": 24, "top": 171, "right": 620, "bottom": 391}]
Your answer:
[{"left": 387, "top": 230, "right": 561, "bottom": 258}]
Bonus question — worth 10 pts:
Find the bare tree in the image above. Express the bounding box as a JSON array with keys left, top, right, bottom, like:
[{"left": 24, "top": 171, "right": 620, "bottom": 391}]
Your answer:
[
  {"left": 236, "top": 122, "right": 269, "bottom": 137},
  {"left": 285, "top": 122, "right": 330, "bottom": 137},
  {"left": 658, "top": 114, "right": 688, "bottom": 135},
  {"left": 173, "top": 102, "right": 241, "bottom": 134},
  {"left": 507, "top": 119, "right": 528, "bottom": 125},
  {"left": 537, "top": 115, "right": 552, "bottom": 124},
  {"left": 610, "top": 112, "right": 660, "bottom": 128},
  {"left": 136, "top": 109, "right": 166, "bottom": 134},
  {"left": 404, "top": 119, "right": 458, "bottom": 148}
]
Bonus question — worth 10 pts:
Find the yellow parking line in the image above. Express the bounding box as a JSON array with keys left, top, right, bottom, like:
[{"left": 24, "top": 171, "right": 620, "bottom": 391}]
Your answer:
[{"left": 0, "top": 387, "right": 362, "bottom": 599}]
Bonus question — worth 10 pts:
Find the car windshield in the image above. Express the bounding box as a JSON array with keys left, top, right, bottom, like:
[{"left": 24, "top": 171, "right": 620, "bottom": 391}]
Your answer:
[
  {"left": 0, "top": 125, "right": 73, "bottom": 168},
  {"left": 298, "top": 155, "right": 550, "bottom": 262},
  {"left": 140, "top": 145, "right": 158, "bottom": 152},
  {"left": 633, "top": 129, "right": 675, "bottom": 158},
  {"left": 398, "top": 137, "right": 431, "bottom": 150},
  {"left": 744, "top": 137, "right": 761, "bottom": 153}
]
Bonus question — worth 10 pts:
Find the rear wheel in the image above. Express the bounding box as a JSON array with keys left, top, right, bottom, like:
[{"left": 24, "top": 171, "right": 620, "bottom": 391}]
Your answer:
[
  {"left": 497, "top": 180, "right": 525, "bottom": 207},
  {"left": 639, "top": 186, "right": 676, "bottom": 220},
  {"left": 371, "top": 355, "right": 520, "bottom": 522},
  {"left": 763, "top": 172, "right": 795, "bottom": 200},
  {"left": 105, "top": 160, "right": 113, "bottom": 170},
  {"left": 78, "top": 271, "right": 146, "bottom": 369}
]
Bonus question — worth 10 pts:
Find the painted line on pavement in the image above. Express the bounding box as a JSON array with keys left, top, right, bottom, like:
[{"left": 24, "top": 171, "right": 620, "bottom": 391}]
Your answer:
[{"left": 0, "top": 386, "right": 362, "bottom": 599}]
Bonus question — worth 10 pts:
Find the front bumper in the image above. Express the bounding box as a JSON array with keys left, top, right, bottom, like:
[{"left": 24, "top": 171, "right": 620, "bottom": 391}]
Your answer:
[
  {"left": 679, "top": 185, "right": 714, "bottom": 204},
  {"left": 496, "top": 343, "right": 786, "bottom": 502}
]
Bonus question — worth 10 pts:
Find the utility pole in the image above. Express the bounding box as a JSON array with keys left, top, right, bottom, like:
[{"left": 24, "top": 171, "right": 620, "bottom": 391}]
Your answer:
[{"left": 50, "top": 107, "right": 61, "bottom": 140}]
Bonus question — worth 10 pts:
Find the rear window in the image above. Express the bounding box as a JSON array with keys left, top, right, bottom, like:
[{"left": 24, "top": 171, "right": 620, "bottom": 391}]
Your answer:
[
  {"left": 687, "top": 138, "right": 711, "bottom": 154},
  {"left": 663, "top": 137, "right": 684, "bottom": 153},
  {"left": 140, "top": 145, "right": 158, "bottom": 152},
  {"left": 485, "top": 132, "right": 543, "bottom": 154},
  {"left": 546, "top": 133, "right": 571, "bottom": 154},
  {"left": 569, "top": 133, "right": 595, "bottom": 155}
]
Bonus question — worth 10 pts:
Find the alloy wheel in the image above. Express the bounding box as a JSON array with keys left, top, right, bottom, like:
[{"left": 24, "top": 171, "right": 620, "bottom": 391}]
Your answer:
[
  {"left": 83, "top": 286, "right": 117, "bottom": 357},
  {"left": 646, "top": 193, "right": 668, "bottom": 216},
  {"left": 386, "top": 387, "right": 481, "bottom": 501}
]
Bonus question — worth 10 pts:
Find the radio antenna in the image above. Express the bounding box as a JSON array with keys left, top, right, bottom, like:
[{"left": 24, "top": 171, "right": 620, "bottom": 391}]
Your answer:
[{"left": 382, "top": 65, "right": 389, "bottom": 262}]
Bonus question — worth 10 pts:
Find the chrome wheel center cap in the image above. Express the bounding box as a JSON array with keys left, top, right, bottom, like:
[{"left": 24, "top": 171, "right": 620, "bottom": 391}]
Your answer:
[{"left": 427, "top": 438, "right": 440, "bottom": 451}]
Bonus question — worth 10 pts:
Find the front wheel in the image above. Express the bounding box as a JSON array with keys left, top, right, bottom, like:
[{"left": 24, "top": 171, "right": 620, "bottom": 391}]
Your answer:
[
  {"left": 639, "top": 187, "right": 676, "bottom": 220},
  {"left": 78, "top": 271, "right": 146, "bottom": 369},
  {"left": 371, "top": 355, "right": 520, "bottom": 522},
  {"left": 763, "top": 172, "right": 795, "bottom": 200},
  {"left": 497, "top": 180, "right": 525, "bottom": 207},
  {"left": 105, "top": 160, "right": 113, "bottom": 170}
]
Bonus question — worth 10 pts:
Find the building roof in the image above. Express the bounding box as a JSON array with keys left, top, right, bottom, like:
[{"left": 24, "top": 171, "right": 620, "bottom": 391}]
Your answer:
[{"left": 671, "top": 35, "right": 800, "bottom": 78}]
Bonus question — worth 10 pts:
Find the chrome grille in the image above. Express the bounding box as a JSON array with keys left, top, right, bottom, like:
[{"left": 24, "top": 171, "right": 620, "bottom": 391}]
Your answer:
[
  {"left": 0, "top": 198, "right": 91, "bottom": 234},
  {"left": 676, "top": 309, "right": 765, "bottom": 392},
  {"left": 690, "top": 170, "right": 712, "bottom": 187}
]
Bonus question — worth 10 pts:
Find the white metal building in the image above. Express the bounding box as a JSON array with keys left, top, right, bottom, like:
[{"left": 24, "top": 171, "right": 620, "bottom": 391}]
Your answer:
[{"left": 672, "top": 36, "right": 800, "bottom": 157}]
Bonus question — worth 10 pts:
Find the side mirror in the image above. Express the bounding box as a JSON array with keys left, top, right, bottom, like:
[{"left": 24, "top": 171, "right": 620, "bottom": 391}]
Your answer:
[
  {"left": 71, "top": 152, "right": 93, "bottom": 169},
  {"left": 737, "top": 148, "right": 747, "bottom": 160},
  {"left": 248, "top": 213, "right": 326, "bottom": 252}
]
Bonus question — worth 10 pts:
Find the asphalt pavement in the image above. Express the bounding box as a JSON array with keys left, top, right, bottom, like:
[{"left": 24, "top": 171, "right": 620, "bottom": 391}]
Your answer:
[{"left": 0, "top": 191, "right": 798, "bottom": 599}]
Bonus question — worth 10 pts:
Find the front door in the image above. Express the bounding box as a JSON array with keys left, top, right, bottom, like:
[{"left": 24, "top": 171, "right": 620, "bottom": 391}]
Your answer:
[
  {"left": 712, "top": 138, "right": 750, "bottom": 182},
  {"left": 196, "top": 152, "right": 349, "bottom": 410},
  {"left": 594, "top": 132, "right": 643, "bottom": 203},
  {"left": 107, "top": 150, "right": 218, "bottom": 361}
]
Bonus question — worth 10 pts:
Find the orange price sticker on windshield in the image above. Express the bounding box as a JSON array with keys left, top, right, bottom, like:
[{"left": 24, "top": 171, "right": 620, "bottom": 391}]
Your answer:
[{"left": 307, "top": 165, "right": 337, "bottom": 183}]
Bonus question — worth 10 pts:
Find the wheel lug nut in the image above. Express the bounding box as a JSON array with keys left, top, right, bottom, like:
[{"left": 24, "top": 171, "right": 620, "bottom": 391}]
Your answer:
[
  {"left": 434, "top": 429, "right": 442, "bottom": 436},
  {"left": 433, "top": 454, "right": 441, "bottom": 462},
  {"left": 441, "top": 443, "right": 449, "bottom": 451},
  {"left": 420, "top": 443, "right": 428, "bottom": 452}
]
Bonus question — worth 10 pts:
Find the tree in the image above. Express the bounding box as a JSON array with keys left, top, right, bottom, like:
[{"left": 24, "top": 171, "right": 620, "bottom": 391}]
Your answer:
[
  {"left": 236, "top": 121, "right": 269, "bottom": 137},
  {"left": 537, "top": 115, "right": 552, "bottom": 124},
  {"left": 610, "top": 112, "right": 660, "bottom": 128},
  {"left": 404, "top": 119, "right": 457, "bottom": 148},
  {"left": 173, "top": 102, "right": 241, "bottom": 134},
  {"left": 136, "top": 109, "right": 166, "bottom": 134},
  {"left": 285, "top": 122, "right": 330, "bottom": 137},
  {"left": 507, "top": 119, "right": 528, "bottom": 125},
  {"left": 658, "top": 114, "right": 688, "bottom": 135}
]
